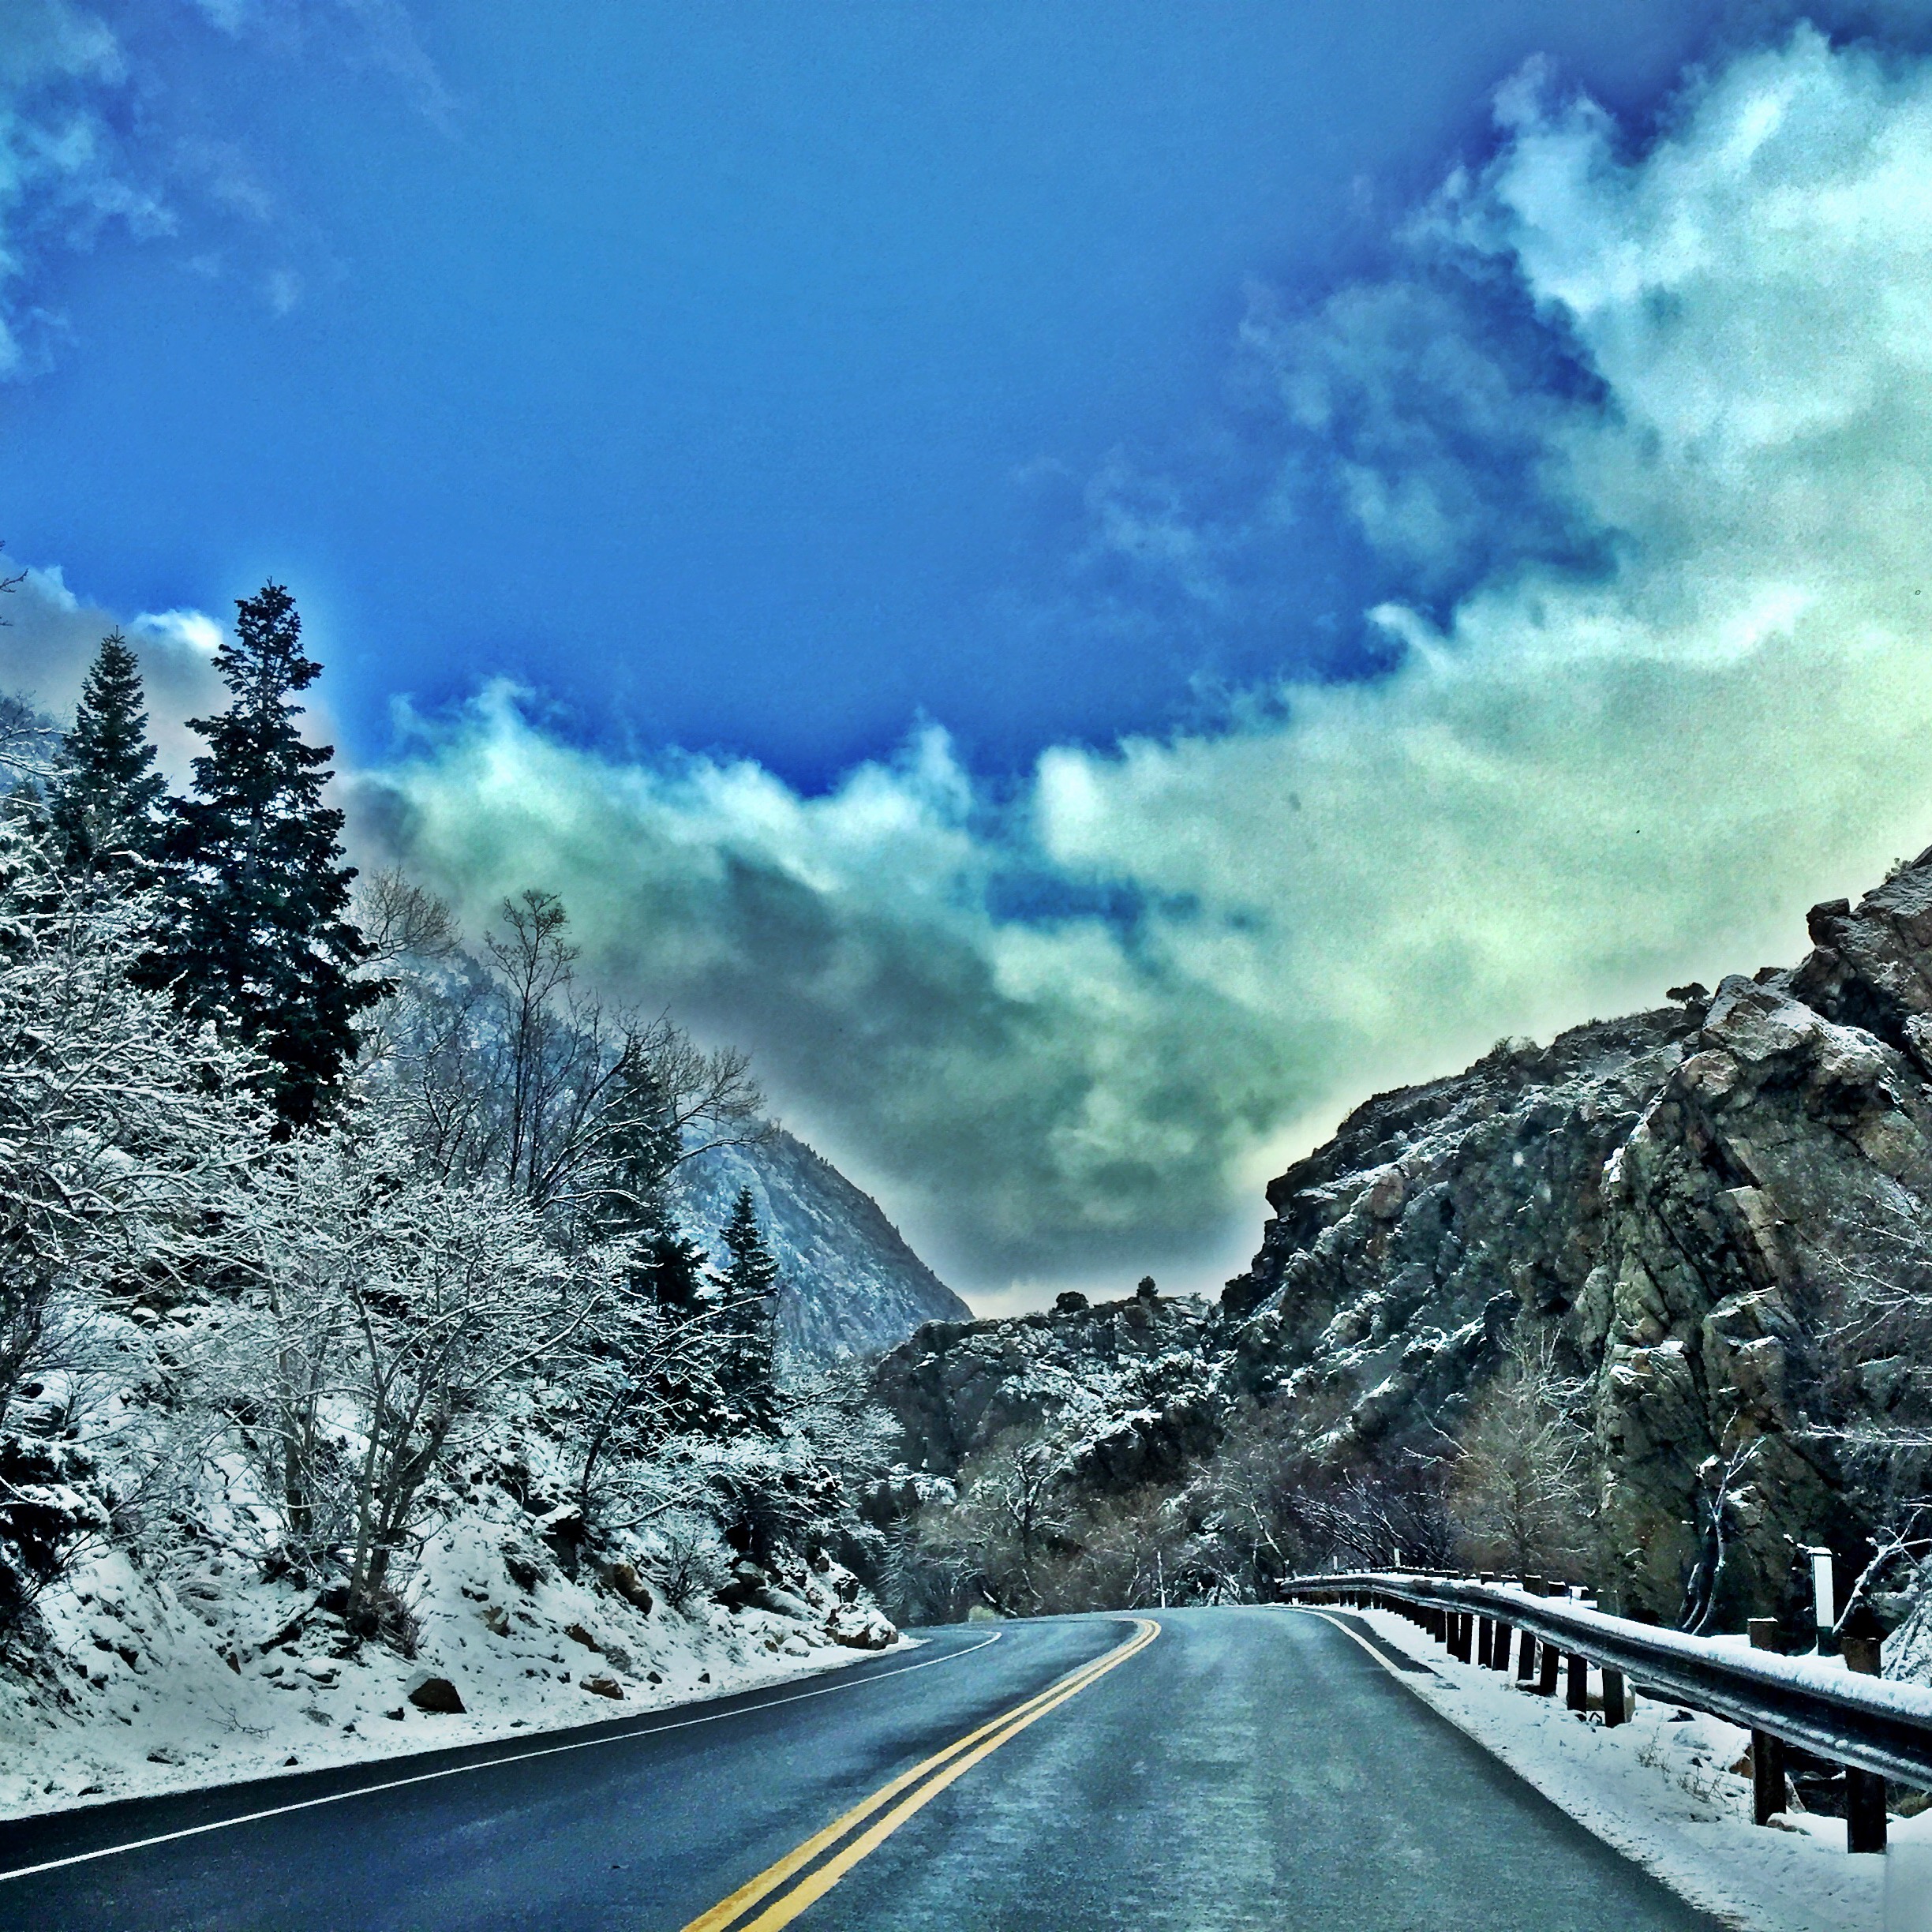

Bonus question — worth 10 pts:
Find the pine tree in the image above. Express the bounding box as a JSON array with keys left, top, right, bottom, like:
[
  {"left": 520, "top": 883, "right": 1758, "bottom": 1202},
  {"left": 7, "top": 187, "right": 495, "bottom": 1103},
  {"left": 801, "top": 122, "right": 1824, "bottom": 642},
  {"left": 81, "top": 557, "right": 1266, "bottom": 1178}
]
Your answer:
[
  {"left": 596, "top": 1062, "right": 685, "bottom": 1238},
  {"left": 46, "top": 632, "right": 165, "bottom": 874},
  {"left": 718, "top": 1185, "right": 780, "bottom": 1425},
  {"left": 144, "top": 582, "right": 381, "bottom": 1129},
  {"left": 635, "top": 1224, "right": 710, "bottom": 1315}
]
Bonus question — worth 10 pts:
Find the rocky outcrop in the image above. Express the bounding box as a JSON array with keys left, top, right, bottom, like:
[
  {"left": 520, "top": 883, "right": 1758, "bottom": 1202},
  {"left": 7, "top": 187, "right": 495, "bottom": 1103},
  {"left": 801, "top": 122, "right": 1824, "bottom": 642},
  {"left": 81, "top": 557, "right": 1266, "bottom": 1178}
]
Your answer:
[
  {"left": 1223, "top": 1008, "right": 1694, "bottom": 1457},
  {"left": 874, "top": 1285, "right": 1219, "bottom": 1486},
  {"left": 1225, "top": 850, "right": 1932, "bottom": 1627},
  {"left": 874, "top": 848, "right": 1932, "bottom": 1634}
]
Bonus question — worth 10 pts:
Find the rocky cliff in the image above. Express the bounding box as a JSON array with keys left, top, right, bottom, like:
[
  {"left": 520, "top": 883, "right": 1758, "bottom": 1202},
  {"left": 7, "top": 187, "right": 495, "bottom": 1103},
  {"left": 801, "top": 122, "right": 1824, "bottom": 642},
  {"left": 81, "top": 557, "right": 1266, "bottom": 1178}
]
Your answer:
[
  {"left": 675, "top": 1125, "right": 971, "bottom": 1362},
  {"left": 873, "top": 850, "right": 1932, "bottom": 1632},
  {"left": 872, "top": 1284, "right": 1220, "bottom": 1488}
]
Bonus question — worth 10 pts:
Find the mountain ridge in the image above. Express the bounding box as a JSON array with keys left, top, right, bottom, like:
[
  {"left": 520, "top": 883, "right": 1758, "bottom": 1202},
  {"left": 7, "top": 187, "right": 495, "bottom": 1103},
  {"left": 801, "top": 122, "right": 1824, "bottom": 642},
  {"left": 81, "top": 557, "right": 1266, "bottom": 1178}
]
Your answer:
[
  {"left": 676, "top": 1124, "right": 972, "bottom": 1362},
  {"left": 867, "top": 846, "right": 1932, "bottom": 1639}
]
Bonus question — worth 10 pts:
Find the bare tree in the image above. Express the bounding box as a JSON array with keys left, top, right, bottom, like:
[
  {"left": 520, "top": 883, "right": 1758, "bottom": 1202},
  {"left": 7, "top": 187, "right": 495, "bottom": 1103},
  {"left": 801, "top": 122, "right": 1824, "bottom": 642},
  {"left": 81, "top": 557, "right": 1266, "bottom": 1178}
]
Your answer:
[
  {"left": 219, "top": 1113, "right": 606, "bottom": 1633},
  {"left": 932, "top": 1433, "right": 1072, "bottom": 1616},
  {"left": 366, "top": 884, "right": 766, "bottom": 1234},
  {"left": 354, "top": 867, "right": 459, "bottom": 973},
  {"left": 1795, "top": 1189, "right": 1932, "bottom": 1514},
  {"left": 1450, "top": 1324, "right": 1597, "bottom": 1578}
]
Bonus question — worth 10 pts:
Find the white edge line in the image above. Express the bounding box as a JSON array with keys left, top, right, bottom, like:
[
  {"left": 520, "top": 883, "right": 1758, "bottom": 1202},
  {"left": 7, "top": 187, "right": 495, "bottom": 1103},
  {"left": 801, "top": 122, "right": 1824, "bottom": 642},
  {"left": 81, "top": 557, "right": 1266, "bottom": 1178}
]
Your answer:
[
  {"left": 0, "top": 1632, "right": 1005, "bottom": 1886},
  {"left": 1286, "top": 1605, "right": 1433, "bottom": 1680}
]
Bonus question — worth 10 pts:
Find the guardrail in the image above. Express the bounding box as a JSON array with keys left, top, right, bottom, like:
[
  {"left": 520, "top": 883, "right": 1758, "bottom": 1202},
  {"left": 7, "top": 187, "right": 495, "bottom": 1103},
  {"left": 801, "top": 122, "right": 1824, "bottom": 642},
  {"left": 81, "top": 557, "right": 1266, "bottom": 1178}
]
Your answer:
[{"left": 1284, "top": 1571, "right": 1932, "bottom": 1855}]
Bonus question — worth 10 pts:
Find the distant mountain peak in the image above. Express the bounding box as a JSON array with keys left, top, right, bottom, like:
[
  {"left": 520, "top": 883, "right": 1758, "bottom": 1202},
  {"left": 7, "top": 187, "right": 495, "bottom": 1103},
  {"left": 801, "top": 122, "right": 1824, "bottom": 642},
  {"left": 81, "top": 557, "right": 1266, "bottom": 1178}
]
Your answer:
[{"left": 674, "top": 1124, "right": 970, "bottom": 1361}]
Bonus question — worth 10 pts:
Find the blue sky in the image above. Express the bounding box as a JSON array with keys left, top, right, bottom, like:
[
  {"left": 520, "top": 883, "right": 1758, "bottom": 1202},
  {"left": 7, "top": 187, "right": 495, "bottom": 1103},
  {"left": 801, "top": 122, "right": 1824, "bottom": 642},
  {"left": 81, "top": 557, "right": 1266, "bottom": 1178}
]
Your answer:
[
  {"left": 12, "top": 2, "right": 1932, "bottom": 1306},
  {"left": 3, "top": 0, "right": 1753, "bottom": 784}
]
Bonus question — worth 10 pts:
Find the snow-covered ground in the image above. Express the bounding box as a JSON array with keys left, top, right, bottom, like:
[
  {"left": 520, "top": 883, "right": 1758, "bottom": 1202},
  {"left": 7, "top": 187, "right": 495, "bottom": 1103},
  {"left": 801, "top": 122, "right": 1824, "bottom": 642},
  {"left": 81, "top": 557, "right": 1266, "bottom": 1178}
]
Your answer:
[
  {"left": 0, "top": 1511, "right": 898, "bottom": 1822},
  {"left": 1301, "top": 1603, "right": 1926, "bottom": 1932}
]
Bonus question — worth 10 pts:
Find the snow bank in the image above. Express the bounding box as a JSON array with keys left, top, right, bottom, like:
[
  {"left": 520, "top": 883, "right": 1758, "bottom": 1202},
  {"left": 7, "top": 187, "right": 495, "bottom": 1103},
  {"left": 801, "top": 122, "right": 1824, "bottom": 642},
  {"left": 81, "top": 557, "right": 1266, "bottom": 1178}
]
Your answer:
[{"left": 0, "top": 1502, "right": 900, "bottom": 1822}]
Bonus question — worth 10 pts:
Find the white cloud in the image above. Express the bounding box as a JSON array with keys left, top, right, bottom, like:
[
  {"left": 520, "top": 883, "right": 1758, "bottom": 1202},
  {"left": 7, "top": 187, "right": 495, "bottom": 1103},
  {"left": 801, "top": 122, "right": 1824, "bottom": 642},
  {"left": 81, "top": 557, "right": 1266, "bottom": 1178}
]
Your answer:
[
  {"left": 356, "top": 30, "right": 1932, "bottom": 1302},
  {"left": 0, "top": 1, "right": 449, "bottom": 375},
  {"left": 130, "top": 606, "right": 224, "bottom": 659},
  {"left": 0, "top": 1, "right": 170, "bottom": 375}
]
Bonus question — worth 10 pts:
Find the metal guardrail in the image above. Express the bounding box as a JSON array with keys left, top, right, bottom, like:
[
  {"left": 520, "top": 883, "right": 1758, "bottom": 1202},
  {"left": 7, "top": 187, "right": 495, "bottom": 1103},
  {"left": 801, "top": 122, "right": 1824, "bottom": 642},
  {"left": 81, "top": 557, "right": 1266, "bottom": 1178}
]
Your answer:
[{"left": 1285, "top": 1571, "right": 1932, "bottom": 1853}]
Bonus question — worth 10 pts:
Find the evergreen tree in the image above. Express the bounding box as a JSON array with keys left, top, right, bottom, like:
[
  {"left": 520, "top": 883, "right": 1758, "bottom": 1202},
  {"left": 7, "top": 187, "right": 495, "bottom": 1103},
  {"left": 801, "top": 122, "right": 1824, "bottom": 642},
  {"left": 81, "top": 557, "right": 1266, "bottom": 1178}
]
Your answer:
[
  {"left": 596, "top": 1062, "right": 685, "bottom": 1239},
  {"left": 634, "top": 1224, "right": 710, "bottom": 1315},
  {"left": 144, "top": 582, "right": 380, "bottom": 1129},
  {"left": 46, "top": 633, "right": 164, "bottom": 874},
  {"left": 718, "top": 1185, "right": 780, "bottom": 1425}
]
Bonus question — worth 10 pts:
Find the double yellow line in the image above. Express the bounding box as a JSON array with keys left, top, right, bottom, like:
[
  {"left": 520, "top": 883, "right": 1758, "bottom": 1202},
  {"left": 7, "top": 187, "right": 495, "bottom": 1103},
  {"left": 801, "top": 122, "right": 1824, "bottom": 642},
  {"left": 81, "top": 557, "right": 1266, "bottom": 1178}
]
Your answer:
[{"left": 677, "top": 1617, "right": 1159, "bottom": 1932}]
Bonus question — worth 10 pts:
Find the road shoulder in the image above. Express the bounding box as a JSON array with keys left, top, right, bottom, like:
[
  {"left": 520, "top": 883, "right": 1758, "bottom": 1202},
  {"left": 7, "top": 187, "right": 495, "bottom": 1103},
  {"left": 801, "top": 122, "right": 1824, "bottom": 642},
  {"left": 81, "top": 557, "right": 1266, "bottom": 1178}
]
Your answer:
[{"left": 1286, "top": 1604, "right": 1898, "bottom": 1932}]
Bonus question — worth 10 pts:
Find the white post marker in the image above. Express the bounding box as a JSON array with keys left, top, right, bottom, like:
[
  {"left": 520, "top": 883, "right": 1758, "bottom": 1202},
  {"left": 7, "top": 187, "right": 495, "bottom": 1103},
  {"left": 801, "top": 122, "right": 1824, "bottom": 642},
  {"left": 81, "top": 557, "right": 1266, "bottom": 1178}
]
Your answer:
[
  {"left": 1885, "top": 1840, "right": 1932, "bottom": 1932},
  {"left": 1810, "top": 1547, "right": 1837, "bottom": 1656}
]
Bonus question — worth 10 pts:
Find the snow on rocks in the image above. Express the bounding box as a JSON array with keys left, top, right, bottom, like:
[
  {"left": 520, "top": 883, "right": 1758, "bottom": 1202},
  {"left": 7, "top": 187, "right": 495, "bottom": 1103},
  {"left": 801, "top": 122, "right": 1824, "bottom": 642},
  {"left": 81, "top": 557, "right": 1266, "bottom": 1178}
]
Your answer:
[
  {"left": 0, "top": 1503, "right": 900, "bottom": 1822},
  {"left": 1315, "top": 1603, "right": 1919, "bottom": 1932}
]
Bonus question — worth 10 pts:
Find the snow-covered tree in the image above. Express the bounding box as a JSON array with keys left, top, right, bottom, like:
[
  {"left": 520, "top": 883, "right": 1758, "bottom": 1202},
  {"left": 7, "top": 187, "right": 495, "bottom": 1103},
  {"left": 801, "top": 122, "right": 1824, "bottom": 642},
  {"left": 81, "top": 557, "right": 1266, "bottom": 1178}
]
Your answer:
[
  {"left": 144, "top": 582, "right": 381, "bottom": 1130},
  {"left": 0, "top": 822, "right": 264, "bottom": 1621},
  {"left": 45, "top": 632, "right": 164, "bottom": 875},
  {"left": 718, "top": 1186, "right": 779, "bottom": 1426},
  {"left": 216, "top": 1110, "right": 608, "bottom": 1632}
]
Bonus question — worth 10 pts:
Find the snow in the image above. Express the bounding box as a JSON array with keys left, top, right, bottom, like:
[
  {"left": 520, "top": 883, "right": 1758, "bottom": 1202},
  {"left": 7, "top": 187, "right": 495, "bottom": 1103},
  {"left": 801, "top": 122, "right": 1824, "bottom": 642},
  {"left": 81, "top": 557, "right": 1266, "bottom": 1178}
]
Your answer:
[
  {"left": 1304, "top": 1602, "right": 1924, "bottom": 1932},
  {"left": 0, "top": 1499, "right": 904, "bottom": 1823}
]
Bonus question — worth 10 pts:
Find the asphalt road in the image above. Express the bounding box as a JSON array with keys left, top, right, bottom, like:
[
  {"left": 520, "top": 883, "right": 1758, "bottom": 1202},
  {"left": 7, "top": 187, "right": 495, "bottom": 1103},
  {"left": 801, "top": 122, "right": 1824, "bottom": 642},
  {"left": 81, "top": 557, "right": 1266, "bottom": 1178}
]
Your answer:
[{"left": 0, "top": 1605, "right": 1728, "bottom": 1930}]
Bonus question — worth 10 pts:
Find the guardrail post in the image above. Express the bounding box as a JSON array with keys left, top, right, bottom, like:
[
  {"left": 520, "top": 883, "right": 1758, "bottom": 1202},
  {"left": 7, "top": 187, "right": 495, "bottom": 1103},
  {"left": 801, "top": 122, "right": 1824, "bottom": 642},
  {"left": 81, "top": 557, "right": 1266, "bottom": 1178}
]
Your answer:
[
  {"left": 1844, "top": 1617, "right": 1887, "bottom": 1855},
  {"left": 1518, "top": 1578, "right": 1544, "bottom": 1687},
  {"left": 1477, "top": 1615, "right": 1493, "bottom": 1668},
  {"left": 1566, "top": 1649, "right": 1589, "bottom": 1713},
  {"left": 1602, "top": 1666, "right": 1628, "bottom": 1725},
  {"left": 1747, "top": 1619, "right": 1785, "bottom": 1826},
  {"left": 1492, "top": 1619, "right": 1514, "bottom": 1672},
  {"left": 1537, "top": 1634, "right": 1561, "bottom": 1697}
]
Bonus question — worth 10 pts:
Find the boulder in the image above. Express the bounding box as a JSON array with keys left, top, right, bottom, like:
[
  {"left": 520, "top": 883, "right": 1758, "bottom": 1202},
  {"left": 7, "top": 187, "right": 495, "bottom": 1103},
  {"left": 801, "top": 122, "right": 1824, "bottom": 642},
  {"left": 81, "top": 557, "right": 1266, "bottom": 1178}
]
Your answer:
[
  {"left": 580, "top": 1674, "right": 623, "bottom": 1699},
  {"left": 405, "top": 1673, "right": 465, "bottom": 1715},
  {"left": 604, "top": 1561, "right": 653, "bottom": 1614},
  {"left": 826, "top": 1604, "right": 896, "bottom": 1649},
  {"left": 537, "top": 1504, "right": 587, "bottom": 1573}
]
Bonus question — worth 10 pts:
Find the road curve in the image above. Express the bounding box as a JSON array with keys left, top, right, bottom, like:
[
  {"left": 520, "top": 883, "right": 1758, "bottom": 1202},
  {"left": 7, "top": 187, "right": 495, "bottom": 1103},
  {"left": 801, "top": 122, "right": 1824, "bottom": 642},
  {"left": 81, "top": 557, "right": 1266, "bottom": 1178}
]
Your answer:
[{"left": 0, "top": 1605, "right": 1726, "bottom": 1930}]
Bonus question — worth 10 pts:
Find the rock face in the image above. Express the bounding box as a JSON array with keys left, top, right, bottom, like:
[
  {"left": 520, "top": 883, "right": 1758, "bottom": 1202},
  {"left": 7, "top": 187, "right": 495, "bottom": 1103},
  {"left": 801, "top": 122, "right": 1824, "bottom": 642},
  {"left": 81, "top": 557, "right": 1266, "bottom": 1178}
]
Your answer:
[
  {"left": 874, "top": 1286, "right": 1219, "bottom": 1487},
  {"left": 675, "top": 1125, "right": 970, "bottom": 1361},
  {"left": 1223, "top": 1007, "right": 1694, "bottom": 1466},
  {"left": 874, "top": 850, "right": 1932, "bottom": 1633},
  {"left": 1224, "top": 851, "right": 1932, "bottom": 1627}
]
